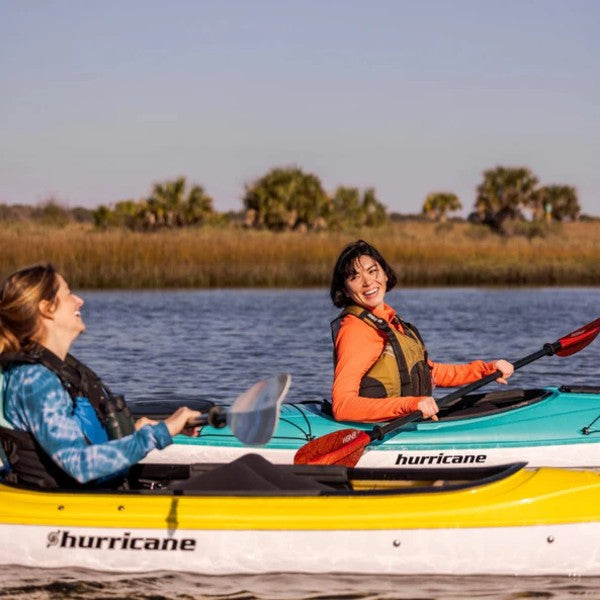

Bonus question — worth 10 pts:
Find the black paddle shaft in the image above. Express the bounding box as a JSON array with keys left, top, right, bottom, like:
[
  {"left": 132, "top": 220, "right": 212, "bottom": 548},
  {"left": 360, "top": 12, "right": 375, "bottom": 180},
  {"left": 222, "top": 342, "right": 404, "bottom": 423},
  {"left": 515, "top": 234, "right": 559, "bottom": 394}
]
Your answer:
[
  {"left": 370, "top": 342, "right": 559, "bottom": 442},
  {"left": 187, "top": 405, "right": 228, "bottom": 428}
]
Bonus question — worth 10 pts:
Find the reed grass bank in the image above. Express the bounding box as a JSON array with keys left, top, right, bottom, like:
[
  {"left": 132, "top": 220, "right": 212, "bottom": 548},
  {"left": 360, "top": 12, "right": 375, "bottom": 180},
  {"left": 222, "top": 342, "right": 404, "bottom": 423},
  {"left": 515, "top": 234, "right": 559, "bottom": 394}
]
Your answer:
[{"left": 0, "top": 221, "right": 598, "bottom": 288}]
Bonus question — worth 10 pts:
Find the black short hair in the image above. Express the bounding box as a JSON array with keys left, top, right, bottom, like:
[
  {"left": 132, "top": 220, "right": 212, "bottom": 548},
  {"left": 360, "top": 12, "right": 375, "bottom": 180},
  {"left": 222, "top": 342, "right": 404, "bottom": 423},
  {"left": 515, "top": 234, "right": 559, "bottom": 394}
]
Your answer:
[{"left": 329, "top": 240, "right": 397, "bottom": 307}]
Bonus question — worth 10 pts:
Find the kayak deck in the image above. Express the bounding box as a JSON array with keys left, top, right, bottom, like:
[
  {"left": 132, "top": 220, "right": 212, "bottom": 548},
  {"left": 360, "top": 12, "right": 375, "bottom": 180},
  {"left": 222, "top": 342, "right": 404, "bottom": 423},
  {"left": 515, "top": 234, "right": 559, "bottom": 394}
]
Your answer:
[
  {"left": 133, "top": 386, "right": 600, "bottom": 450},
  {"left": 132, "top": 385, "right": 600, "bottom": 469},
  {"left": 1, "top": 461, "right": 600, "bottom": 527}
]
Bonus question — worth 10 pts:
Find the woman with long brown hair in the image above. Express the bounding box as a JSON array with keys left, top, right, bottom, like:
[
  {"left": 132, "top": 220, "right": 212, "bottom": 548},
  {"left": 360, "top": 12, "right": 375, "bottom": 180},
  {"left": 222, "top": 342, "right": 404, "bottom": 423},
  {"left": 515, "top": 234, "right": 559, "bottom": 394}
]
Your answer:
[{"left": 0, "top": 263, "right": 200, "bottom": 488}]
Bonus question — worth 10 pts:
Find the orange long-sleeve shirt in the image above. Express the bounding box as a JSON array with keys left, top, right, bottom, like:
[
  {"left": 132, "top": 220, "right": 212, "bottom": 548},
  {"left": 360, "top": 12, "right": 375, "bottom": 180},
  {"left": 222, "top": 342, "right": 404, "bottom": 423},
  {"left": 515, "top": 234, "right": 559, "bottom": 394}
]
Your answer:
[{"left": 332, "top": 304, "right": 497, "bottom": 422}]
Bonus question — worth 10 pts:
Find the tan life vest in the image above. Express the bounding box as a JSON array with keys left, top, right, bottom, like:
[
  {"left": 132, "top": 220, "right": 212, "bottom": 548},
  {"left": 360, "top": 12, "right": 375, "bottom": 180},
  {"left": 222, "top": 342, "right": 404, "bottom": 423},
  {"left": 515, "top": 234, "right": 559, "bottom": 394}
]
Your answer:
[{"left": 331, "top": 305, "right": 433, "bottom": 398}]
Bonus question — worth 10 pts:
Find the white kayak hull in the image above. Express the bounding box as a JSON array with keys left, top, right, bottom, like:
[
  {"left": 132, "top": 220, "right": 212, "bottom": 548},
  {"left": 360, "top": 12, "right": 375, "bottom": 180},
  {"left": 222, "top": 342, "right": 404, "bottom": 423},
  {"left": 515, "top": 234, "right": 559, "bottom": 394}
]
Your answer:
[
  {"left": 1, "top": 522, "right": 599, "bottom": 576},
  {"left": 143, "top": 439, "right": 600, "bottom": 469}
]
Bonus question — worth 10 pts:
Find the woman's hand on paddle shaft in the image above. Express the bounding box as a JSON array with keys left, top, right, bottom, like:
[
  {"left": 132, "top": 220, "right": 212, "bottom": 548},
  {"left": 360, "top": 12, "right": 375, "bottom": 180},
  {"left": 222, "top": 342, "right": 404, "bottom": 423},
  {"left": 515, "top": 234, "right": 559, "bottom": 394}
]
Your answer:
[
  {"left": 417, "top": 396, "right": 439, "bottom": 421},
  {"left": 163, "top": 406, "right": 202, "bottom": 437},
  {"left": 134, "top": 407, "right": 202, "bottom": 437},
  {"left": 493, "top": 359, "right": 515, "bottom": 385}
]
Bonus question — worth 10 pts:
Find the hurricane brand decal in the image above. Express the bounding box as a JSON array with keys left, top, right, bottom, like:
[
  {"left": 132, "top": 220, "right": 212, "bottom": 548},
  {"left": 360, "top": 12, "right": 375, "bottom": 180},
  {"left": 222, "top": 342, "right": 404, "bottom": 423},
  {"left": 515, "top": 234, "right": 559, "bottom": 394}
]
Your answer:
[
  {"left": 395, "top": 453, "right": 487, "bottom": 466},
  {"left": 46, "top": 530, "right": 196, "bottom": 551}
]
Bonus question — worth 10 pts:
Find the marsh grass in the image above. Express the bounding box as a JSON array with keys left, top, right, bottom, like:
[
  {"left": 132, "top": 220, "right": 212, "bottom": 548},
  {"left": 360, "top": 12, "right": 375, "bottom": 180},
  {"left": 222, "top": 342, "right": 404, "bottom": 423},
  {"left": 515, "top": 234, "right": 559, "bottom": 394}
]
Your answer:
[{"left": 0, "top": 221, "right": 598, "bottom": 288}]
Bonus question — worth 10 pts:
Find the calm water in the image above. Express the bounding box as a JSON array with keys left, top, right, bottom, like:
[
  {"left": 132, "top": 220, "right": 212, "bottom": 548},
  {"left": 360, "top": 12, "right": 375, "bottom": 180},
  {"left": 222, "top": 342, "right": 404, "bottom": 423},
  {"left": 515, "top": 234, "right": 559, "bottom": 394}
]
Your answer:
[{"left": 1, "top": 287, "right": 599, "bottom": 600}]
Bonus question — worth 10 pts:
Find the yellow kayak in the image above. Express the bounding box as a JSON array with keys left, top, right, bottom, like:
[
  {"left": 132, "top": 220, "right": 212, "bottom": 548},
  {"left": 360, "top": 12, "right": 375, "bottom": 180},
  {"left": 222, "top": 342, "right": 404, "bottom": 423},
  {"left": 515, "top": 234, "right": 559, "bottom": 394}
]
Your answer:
[{"left": 1, "top": 461, "right": 600, "bottom": 575}]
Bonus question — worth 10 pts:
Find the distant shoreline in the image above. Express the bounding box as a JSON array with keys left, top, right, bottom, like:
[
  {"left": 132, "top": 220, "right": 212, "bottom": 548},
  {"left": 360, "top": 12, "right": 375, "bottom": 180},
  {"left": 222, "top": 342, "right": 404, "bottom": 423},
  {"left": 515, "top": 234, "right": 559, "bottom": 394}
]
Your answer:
[{"left": 1, "top": 221, "right": 598, "bottom": 288}]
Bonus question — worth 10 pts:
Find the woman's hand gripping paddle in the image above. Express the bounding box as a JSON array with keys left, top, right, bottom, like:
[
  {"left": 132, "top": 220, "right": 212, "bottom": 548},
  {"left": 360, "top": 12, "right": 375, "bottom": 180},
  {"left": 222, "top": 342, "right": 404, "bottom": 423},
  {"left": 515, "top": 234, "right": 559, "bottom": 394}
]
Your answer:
[
  {"left": 132, "top": 374, "right": 291, "bottom": 446},
  {"left": 294, "top": 317, "right": 600, "bottom": 467},
  {"left": 187, "top": 373, "right": 291, "bottom": 445}
]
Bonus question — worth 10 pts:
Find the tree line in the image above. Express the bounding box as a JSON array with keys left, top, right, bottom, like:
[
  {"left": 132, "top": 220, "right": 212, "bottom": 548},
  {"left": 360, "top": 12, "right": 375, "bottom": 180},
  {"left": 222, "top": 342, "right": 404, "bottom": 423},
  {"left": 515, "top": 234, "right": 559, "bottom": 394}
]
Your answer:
[
  {"left": 91, "top": 168, "right": 387, "bottom": 232},
  {"left": 1, "top": 165, "right": 585, "bottom": 234},
  {"left": 424, "top": 166, "right": 581, "bottom": 234}
]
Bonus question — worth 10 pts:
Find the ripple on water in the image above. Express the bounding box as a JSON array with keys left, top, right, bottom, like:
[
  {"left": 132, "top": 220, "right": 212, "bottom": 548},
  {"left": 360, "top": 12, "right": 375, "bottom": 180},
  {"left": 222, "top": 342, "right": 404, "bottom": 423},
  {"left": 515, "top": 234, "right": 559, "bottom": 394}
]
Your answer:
[{"left": 1, "top": 569, "right": 600, "bottom": 600}]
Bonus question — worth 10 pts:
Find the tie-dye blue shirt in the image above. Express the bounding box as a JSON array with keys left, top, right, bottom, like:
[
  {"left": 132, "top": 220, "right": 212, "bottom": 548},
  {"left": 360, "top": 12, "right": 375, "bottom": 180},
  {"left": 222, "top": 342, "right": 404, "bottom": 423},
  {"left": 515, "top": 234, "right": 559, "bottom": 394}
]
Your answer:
[{"left": 3, "top": 363, "right": 172, "bottom": 484}]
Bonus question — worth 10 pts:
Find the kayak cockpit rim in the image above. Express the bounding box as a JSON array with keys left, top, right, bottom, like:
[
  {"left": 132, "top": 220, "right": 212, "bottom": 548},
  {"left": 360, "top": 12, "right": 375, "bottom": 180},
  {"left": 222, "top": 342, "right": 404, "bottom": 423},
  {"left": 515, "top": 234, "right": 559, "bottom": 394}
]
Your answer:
[
  {"left": 306, "top": 388, "right": 552, "bottom": 423},
  {"left": 0, "top": 461, "right": 528, "bottom": 497}
]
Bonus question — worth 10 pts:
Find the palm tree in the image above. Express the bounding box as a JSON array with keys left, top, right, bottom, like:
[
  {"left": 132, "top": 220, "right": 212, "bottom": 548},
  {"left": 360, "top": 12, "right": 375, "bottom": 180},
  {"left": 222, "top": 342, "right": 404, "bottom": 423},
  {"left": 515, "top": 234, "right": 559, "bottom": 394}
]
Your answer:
[
  {"left": 422, "top": 192, "right": 462, "bottom": 222},
  {"left": 536, "top": 185, "right": 580, "bottom": 222},
  {"left": 183, "top": 185, "right": 214, "bottom": 225},
  {"left": 331, "top": 186, "right": 361, "bottom": 229},
  {"left": 145, "top": 177, "right": 214, "bottom": 228},
  {"left": 362, "top": 188, "right": 387, "bottom": 227},
  {"left": 243, "top": 167, "right": 330, "bottom": 231},
  {"left": 476, "top": 167, "right": 538, "bottom": 216},
  {"left": 330, "top": 187, "right": 387, "bottom": 229},
  {"left": 148, "top": 177, "right": 187, "bottom": 227},
  {"left": 475, "top": 167, "right": 539, "bottom": 233}
]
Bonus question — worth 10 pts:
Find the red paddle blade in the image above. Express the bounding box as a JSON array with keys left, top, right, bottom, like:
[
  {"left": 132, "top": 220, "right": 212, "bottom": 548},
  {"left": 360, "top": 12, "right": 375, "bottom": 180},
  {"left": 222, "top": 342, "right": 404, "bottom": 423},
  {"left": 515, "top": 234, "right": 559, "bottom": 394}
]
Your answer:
[
  {"left": 294, "top": 429, "right": 370, "bottom": 467},
  {"left": 556, "top": 317, "right": 600, "bottom": 357}
]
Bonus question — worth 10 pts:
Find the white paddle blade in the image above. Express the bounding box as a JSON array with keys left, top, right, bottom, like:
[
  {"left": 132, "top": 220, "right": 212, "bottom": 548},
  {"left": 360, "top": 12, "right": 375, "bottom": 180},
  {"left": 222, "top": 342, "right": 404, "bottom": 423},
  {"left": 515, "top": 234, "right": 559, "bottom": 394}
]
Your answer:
[{"left": 226, "top": 373, "right": 291, "bottom": 445}]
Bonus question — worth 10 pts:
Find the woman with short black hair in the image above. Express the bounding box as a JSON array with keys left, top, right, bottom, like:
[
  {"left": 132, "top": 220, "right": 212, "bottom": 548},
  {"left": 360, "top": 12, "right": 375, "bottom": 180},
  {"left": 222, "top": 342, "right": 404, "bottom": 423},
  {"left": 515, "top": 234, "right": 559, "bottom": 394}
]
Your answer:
[{"left": 329, "top": 240, "right": 514, "bottom": 423}]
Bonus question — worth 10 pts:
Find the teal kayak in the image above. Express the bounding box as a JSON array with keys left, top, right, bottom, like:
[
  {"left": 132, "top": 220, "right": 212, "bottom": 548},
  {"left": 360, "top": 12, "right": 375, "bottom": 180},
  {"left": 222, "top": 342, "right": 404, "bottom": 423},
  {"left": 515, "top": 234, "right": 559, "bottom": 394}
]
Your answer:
[{"left": 136, "top": 385, "right": 600, "bottom": 469}]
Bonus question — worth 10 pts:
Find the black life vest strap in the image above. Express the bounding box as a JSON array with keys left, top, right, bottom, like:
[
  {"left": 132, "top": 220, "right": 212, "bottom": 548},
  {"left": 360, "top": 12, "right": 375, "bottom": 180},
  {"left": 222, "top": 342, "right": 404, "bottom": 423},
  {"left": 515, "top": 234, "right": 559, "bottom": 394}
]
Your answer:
[
  {"left": 357, "top": 310, "right": 412, "bottom": 397},
  {"left": 0, "top": 344, "right": 114, "bottom": 425},
  {"left": 391, "top": 315, "right": 430, "bottom": 363},
  {"left": 331, "top": 308, "right": 432, "bottom": 397}
]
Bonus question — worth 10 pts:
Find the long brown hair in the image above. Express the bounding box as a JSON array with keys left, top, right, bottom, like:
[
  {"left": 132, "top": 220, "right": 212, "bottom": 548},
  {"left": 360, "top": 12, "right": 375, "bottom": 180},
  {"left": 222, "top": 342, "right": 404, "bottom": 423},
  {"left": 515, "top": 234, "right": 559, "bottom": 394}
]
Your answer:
[{"left": 0, "top": 264, "right": 60, "bottom": 353}]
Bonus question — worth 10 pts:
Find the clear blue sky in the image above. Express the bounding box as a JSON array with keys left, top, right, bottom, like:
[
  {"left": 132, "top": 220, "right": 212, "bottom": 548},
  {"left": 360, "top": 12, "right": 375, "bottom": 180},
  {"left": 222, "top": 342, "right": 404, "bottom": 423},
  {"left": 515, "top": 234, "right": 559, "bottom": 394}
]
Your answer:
[{"left": 1, "top": 0, "right": 599, "bottom": 216}]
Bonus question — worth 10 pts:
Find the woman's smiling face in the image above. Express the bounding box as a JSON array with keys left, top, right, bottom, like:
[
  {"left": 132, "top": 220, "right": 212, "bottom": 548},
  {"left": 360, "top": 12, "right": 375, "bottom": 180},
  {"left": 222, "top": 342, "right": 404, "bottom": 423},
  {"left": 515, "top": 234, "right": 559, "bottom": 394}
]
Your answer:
[
  {"left": 344, "top": 255, "right": 388, "bottom": 310},
  {"left": 50, "top": 275, "right": 86, "bottom": 339}
]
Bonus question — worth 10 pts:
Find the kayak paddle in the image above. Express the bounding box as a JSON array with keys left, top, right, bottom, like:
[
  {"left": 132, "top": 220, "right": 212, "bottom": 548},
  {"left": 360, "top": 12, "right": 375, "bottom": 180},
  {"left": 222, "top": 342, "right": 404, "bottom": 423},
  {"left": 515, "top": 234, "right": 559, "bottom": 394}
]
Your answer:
[
  {"left": 294, "top": 317, "right": 600, "bottom": 467},
  {"left": 208, "top": 373, "right": 291, "bottom": 445},
  {"left": 133, "top": 373, "right": 291, "bottom": 446}
]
